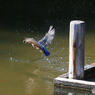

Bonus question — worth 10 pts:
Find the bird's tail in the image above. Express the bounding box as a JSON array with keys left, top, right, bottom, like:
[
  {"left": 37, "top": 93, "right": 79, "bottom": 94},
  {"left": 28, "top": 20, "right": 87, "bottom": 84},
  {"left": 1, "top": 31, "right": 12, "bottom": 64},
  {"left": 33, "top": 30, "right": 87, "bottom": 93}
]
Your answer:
[
  {"left": 38, "top": 42, "right": 50, "bottom": 56},
  {"left": 43, "top": 47, "right": 50, "bottom": 56}
]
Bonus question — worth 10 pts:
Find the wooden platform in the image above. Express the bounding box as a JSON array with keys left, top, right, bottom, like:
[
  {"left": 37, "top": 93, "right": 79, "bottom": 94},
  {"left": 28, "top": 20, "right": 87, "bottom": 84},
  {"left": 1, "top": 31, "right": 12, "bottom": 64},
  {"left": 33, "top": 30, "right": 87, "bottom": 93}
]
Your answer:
[
  {"left": 54, "top": 86, "right": 94, "bottom": 95},
  {"left": 54, "top": 21, "right": 95, "bottom": 94},
  {"left": 54, "top": 63, "right": 95, "bottom": 91}
]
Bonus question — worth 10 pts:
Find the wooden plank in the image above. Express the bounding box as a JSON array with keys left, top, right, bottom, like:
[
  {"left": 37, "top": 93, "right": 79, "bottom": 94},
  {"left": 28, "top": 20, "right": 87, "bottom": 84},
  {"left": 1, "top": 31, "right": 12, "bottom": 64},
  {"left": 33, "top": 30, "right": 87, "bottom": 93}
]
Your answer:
[
  {"left": 54, "top": 20, "right": 95, "bottom": 91},
  {"left": 54, "top": 86, "right": 92, "bottom": 95},
  {"left": 69, "top": 20, "right": 85, "bottom": 79},
  {"left": 54, "top": 77, "right": 95, "bottom": 90},
  {"left": 54, "top": 63, "right": 95, "bottom": 90}
]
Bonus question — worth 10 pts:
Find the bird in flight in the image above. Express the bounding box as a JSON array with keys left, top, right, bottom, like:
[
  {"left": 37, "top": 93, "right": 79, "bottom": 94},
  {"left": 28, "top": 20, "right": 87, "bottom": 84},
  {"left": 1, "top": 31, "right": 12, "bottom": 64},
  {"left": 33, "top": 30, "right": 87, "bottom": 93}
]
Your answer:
[{"left": 23, "top": 26, "right": 55, "bottom": 56}]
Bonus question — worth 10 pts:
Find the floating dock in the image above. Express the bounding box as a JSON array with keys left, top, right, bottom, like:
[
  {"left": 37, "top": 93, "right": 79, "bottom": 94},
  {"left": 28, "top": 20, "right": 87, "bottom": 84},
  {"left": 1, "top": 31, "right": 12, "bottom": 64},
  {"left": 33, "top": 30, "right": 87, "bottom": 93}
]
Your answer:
[
  {"left": 54, "top": 20, "right": 95, "bottom": 94},
  {"left": 54, "top": 63, "right": 95, "bottom": 90}
]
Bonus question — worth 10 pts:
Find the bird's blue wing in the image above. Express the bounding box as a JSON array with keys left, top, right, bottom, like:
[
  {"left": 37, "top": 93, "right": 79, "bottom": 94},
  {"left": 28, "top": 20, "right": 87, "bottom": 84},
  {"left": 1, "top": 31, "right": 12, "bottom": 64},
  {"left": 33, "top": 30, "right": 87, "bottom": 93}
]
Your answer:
[{"left": 38, "top": 26, "right": 55, "bottom": 46}]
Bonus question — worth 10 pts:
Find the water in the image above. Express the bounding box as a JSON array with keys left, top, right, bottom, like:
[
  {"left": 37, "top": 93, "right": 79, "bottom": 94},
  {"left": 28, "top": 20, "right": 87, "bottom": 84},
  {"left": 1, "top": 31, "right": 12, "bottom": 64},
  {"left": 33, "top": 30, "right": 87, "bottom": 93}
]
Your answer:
[{"left": 0, "top": 26, "right": 95, "bottom": 95}]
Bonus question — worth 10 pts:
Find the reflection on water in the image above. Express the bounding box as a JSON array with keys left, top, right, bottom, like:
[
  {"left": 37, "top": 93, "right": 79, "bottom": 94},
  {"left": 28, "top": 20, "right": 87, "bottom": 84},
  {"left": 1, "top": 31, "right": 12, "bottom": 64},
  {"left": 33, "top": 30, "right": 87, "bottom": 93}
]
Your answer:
[
  {"left": 25, "top": 77, "right": 35, "bottom": 95},
  {"left": 0, "top": 27, "right": 95, "bottom": 95}
]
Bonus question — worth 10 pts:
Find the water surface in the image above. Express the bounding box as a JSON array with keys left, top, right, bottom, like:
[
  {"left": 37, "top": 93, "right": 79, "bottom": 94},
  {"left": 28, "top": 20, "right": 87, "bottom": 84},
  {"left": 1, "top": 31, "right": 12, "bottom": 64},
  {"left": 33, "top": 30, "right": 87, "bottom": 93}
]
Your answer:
[{"left": 0, "top": 27, "right": 95, "bottom": 95}]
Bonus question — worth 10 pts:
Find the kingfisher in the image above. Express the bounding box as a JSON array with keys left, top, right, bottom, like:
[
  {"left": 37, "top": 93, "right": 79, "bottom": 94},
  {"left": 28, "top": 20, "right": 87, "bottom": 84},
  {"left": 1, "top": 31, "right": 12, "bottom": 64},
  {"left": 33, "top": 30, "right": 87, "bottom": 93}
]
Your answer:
[{"left": 23, "top": 26, "right": 55, "bottom": 56}]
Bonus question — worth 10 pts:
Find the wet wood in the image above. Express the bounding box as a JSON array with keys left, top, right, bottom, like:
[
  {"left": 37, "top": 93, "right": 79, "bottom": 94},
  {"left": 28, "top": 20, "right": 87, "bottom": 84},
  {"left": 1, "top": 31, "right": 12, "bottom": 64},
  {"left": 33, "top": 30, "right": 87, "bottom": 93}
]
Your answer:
[
  {"left": 54, "top": 77, "right": 95, "bottom": 90},
  {"left": 54, "top": 20, "right": 95, "bottom": 91},
  {"left": 69, "top": 20, "right": 85, "bottom": 79},
  {"left": 54, "top": 86, "right": 93, "bottom": 95},
  {"left": 54, "top": 63, "right": 95, "bottom": 90}
]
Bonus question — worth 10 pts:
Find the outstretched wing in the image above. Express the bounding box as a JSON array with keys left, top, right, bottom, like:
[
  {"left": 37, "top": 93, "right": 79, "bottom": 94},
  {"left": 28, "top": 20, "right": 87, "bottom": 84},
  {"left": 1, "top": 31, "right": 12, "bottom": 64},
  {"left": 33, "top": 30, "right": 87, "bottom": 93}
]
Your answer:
[{"left": 38, "top": 26, "right": 55, "bottom": 46}]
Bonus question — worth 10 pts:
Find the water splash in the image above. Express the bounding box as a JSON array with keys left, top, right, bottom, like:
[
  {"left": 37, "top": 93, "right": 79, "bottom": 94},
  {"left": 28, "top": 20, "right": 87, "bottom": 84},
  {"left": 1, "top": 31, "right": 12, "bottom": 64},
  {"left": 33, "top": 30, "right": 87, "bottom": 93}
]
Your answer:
[{"left": 10, "top": 57, "right": 30, "bottom": 63}]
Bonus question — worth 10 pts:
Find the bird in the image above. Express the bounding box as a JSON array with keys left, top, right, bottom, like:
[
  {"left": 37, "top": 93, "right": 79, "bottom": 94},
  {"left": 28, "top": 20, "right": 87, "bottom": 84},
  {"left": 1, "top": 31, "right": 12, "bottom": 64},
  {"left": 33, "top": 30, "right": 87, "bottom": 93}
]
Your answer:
[{"left": 23, "top": 26, "right": 55, "bottom": 56}]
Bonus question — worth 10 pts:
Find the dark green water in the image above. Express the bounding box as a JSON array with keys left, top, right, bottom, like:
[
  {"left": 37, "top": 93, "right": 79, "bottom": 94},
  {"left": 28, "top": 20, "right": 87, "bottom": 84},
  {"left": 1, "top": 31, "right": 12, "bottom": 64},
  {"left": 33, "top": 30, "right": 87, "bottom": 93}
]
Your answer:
[{"left": 0, "top": 26, "right": 95, "bottom": 95}]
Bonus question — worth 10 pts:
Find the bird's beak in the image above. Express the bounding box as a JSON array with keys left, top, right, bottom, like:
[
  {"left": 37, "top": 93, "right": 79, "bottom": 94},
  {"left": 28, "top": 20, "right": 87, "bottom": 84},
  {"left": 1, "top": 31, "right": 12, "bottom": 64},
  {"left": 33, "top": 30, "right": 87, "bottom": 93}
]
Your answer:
[{"left": 23, "top": 40, "right": 27, "bottom": 43}]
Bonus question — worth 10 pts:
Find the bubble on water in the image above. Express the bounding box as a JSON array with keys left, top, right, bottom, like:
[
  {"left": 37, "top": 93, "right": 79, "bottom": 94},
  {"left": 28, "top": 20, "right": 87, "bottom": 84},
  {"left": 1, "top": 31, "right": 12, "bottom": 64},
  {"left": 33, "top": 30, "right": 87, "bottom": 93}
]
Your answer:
[
  {"left": 33, "top": 69, "right": 38, "bottom": 74},
  {"left": 50, "top": 66, "right": 53, "bottom": 68},
  {"left": 59, "top": 57, "right": 62, "bottom": 59},
  {"left": 44, "top": 64, "right": 48, "bottom": 67},
  {"left": 46, "top": 58, "right": 51, "bottom": 63},
  {"left": 27, "top": 60, "right": 30, "bottom": 63},
  {"left": 10, "top": 57, "right": 13, "bottom": 61},
  {"left": 17, "top": 32, "right": 19, "bottom": 35},
  {"left": 88, "top": 59, "right": 90, "bottom": 61},
  {"left": 50, "top": 48, "right": 53, "bottom": 50},
  {"left": 61, "top": 68, "right": 64, "bottom": 71},
  {"left": 12, "top": 50, "right": 14, "bottom": 52},
  {"left": 11, "top": 45, "right": 13, "bottom": 47}
]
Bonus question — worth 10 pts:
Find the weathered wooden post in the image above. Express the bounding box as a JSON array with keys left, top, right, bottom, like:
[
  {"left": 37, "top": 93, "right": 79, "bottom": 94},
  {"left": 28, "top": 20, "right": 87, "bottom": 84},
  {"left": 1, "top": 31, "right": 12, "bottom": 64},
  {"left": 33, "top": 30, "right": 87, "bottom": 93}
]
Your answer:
[
  {"left": 69, "top": 20, "right": 85, "bottom": 79},
  {"left": 54, "top": 20, "right": 95, "bottom": 90}
]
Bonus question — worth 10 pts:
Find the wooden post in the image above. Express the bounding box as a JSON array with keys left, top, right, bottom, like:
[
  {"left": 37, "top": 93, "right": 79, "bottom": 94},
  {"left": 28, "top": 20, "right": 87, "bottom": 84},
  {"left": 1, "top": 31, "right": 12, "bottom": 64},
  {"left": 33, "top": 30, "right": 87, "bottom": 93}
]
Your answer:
[{"left": 69, "top": 20, "right": 85, "bottom": 79}]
